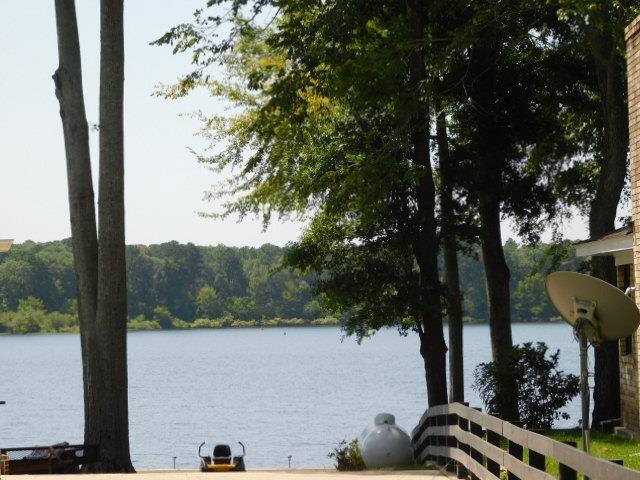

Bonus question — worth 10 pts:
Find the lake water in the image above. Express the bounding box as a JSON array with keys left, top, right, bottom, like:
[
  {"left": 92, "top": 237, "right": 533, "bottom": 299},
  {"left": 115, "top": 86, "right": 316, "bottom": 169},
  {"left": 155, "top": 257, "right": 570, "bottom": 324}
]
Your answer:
[{"left": 0, "top": 323, "right": 583, "bottom": 470}]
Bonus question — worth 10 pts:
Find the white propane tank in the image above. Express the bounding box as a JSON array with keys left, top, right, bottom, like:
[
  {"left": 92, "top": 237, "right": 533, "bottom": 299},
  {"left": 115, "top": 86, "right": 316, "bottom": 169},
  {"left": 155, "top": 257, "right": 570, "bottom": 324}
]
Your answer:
[{"left": 359, "top": 413, "right": 413, "bottom": 469}]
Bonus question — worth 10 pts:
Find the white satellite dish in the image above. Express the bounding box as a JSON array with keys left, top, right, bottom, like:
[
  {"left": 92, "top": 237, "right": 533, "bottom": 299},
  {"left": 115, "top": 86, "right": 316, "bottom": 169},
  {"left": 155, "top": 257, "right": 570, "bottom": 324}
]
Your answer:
[
  {"left": 546, "top": 271, "right": 639, "bottom": 341},
  {"left": 545, "top": 271, "right": 640, "bottom": 455}
]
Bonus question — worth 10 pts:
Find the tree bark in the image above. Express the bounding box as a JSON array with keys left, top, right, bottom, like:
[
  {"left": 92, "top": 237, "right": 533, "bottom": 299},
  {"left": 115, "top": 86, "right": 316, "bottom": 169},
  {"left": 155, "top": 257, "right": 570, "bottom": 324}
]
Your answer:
[
  {"left": 54, "top": 0, "right": 134, "bottom": 471},
  {"left": 87, "top": 0, "right": 134, "bottom": 471},
  {"left": 52, "top": 0, "right": 99, "bottom": 452},
  {"left": 406, "top": 0, "right": 448, "bottom": 407},
  {"left": 436, "top": 110, "right": 464, "bottom": 403},
  {"left": 478, "top": 192, "right": 519, "bottom": 421},
  {"left": 467, "top": 32, "right": 519, "bottom": 422},
  {"left": 583, "top": 13, "right": 627, "bottom": 427}
]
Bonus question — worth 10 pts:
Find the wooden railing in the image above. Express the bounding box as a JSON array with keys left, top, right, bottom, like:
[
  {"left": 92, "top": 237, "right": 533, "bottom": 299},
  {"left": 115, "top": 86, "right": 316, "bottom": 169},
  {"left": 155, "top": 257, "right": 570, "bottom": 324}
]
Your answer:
[{"left": 412, "top": 402, "right": 640, "bottom": 480}]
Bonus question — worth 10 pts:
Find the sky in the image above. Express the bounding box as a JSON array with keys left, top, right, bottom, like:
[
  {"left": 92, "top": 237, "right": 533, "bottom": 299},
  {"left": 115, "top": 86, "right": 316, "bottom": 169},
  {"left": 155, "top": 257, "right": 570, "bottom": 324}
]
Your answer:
[{"left": 0, "top": 2, "right": 593, "bottom": 247}]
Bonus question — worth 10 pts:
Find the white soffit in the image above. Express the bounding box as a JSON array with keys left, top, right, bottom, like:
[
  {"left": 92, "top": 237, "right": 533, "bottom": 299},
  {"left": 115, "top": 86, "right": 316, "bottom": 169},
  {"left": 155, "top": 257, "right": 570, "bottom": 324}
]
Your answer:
[
  {"left": 0, "top": 239, "right": 13, "bottom": 253},
  {"left": 575, "top": 235, "right": 633, "bottom": 259},
  {"left": 614, "top": 249, "right": 634, "bottom": 266}
]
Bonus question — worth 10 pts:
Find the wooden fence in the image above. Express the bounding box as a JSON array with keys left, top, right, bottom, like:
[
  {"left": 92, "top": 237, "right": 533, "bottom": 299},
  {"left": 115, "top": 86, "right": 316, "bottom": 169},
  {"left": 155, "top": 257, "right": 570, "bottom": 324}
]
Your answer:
[{"left": 412, "top": 402, "right": 640, "bottom": 480}]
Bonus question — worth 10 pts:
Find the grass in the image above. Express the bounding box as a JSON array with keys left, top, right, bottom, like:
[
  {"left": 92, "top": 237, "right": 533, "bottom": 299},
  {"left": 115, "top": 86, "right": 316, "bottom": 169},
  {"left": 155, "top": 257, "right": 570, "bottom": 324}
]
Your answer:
[{"left": 542, "top": 429, "right": 640, "bottom": 476}]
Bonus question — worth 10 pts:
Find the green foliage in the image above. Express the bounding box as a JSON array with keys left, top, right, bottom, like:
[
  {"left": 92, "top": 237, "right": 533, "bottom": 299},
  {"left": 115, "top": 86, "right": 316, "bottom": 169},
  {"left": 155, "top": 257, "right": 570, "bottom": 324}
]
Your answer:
[
  {"left": 328, "top": 438, "right": 365, "bottom": 471},
  {"left": 0, "top": 241, "right": 325, "bottom": 324},
  {"left": 0, "top": 239, "right": 584, "bottom": 335},
  {"left": 473, "top": 342, "right": 580, "bottom": 429},
  {"left": 0, "top": 296, "right": 78, "bottom": 334},
  {"left": 310, "top": 316, "right": 340, "bottom": 326},
  {"left": 127, "top": 315, "right": 161, "bottom": 331},
  {"left": 153, "top": 306, "right": 175, "bottom": 329}
]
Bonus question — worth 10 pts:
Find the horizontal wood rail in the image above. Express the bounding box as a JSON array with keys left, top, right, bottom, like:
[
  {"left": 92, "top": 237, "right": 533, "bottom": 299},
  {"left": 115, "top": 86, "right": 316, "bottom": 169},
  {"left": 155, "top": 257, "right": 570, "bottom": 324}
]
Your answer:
[{"left": 411, "top": 402, "right": 640, "bottom": 480}]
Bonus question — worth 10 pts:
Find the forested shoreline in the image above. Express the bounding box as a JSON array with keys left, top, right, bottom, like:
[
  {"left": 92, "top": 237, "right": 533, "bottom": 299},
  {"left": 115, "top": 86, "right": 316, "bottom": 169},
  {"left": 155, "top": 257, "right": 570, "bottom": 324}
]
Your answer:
[{"left": 0, "top": 238, "right": 581, "bottom": 334}]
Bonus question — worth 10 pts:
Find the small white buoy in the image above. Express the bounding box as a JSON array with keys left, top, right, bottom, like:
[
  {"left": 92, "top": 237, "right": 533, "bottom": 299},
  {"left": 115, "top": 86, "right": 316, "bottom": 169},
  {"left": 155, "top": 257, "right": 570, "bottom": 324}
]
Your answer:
[{"left": 359, "top": 413, "right": 413, "bottom": 469}]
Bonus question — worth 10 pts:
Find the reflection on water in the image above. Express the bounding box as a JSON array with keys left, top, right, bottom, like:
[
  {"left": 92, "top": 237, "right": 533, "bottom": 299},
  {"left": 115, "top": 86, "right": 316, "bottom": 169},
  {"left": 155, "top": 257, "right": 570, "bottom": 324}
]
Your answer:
[{"left": 0, "top": 323, "right": 582, "bottom": 469}]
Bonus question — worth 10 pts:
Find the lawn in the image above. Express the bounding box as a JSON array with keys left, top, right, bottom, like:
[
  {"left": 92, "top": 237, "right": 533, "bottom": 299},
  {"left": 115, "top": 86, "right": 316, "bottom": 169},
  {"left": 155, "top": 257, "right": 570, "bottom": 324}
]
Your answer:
[{"left": 544, "top": 429, "right": 640, "bottom": 474}]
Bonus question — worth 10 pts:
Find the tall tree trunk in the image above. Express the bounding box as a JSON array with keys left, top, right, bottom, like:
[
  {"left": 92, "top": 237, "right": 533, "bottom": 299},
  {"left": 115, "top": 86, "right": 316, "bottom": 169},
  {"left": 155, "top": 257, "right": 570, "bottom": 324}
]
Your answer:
[
  {"left": 88, "top": 0, "right": 134, "bottom": 471},
  {"left": 54, "top": 0, "right": 134, "bottom": 471},
  {"left": 467, "top": 34, "right": 519, "bottom": 422},
  {"left": 52, "top": 0, "right": 99, "bottom": 453},
  {"left": 406, "top": 0, "right": 448, "bottom": 407},
  {"left": 436, "top": 110, "right": 464, "bottom": 403},
  {"left": 584, "top": 14, "right": 628, "bottom": 427},
  {"left": 479, "top": 192, "right": 519, "bottom": 421}
]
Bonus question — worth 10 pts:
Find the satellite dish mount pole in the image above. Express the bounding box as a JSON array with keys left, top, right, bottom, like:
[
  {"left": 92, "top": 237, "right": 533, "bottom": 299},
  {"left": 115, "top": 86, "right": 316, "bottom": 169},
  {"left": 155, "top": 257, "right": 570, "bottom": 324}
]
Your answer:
[
  {"left": 573, "top": 298, "right": 597, "bottom": 455},
  {"left": 577, "top": 325, "right": 590, "bottom": 455}
]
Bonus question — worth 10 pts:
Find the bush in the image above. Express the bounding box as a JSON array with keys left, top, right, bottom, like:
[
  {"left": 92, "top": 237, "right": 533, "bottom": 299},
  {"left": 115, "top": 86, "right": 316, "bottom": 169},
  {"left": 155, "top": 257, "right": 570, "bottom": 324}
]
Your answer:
[
  {"left": 311, "top": 316, "right": 340, "bottom": 326},
  {"left": 230, "top": 319, "right": 258, "bottom": 328},
  {"left": 127, "top": 315, "right": 161, "bottom": 331},
  {"left": 170, "top": 317, "right": 190, "bottom": 329},
  {"left": 261, "top": 318, "right": 282, "bottom": 327},
  {"left": 473, "top": 342, "right": 579, "bottom": 430},
  {"left": 280, "top": 317, "right": 305, "bottom": 326},
  {"left": 328, "top": 438, "right": 365, "bottom": 471},
  {"left": 152, "top": 306, "right": 175, "bottom": 329}
]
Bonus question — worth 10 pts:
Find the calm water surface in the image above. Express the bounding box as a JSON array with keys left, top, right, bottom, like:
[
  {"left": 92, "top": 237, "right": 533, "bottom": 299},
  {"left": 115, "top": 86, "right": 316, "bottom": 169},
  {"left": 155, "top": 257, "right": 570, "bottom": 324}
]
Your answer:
[{"left": 0, "top": 323, "right": 582, "bottom": 469}]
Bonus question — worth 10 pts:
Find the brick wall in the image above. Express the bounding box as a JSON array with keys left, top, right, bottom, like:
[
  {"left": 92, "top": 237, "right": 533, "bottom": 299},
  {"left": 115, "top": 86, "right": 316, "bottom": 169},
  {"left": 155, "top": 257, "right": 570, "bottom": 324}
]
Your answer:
[
  {"left": 617, "top": 265, "right": 638, "bottom": 430},
  {"left": 626, "top": 16, "right": 640, "bottom": 433}
]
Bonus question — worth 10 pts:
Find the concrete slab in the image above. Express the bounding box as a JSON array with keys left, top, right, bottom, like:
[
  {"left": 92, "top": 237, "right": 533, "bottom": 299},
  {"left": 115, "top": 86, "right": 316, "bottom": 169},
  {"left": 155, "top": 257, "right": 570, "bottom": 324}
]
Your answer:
[{"left": 1, "top": 469, "right": 449, "bottom": 480}]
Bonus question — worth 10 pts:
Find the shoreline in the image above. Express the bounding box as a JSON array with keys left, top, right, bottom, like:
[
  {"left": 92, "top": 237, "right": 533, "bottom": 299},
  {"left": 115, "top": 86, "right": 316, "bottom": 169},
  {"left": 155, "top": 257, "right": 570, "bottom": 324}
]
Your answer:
[{"left": 0, "top": 319, "right": 564, "bottom": 337}]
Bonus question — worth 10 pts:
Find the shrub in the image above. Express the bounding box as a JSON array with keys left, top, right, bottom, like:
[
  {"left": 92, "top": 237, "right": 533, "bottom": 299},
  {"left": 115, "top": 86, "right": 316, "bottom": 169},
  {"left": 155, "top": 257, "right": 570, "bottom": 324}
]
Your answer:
[
  {"left": 128, "top": 315, "right": 161, "bottom": 331},
  {"left": 280, "top": 318, "right": 305, "bottom": 326},
  {"left": 152, "top": 306, "right": 175, "bottom": 329},
  {"left": 261, "top": 318, "right": 282, "bottom": 327},
  {"left": 473, "top": 342, "right": 579, "bottom": 430},
  {"left": 170, "top": 317, "right": 190, "bottom": 329},
  {"left": 192, "top": 318, "right": 221, "bottom": 329},
  {"left": 311, "top": 316, "right": 340, "bottom": 326},
  {"left": 230, "top": 319, "right": 258, "bottom": 328},
  {"left": 328, "top": 438, "right": 365, "bottom": 471}
]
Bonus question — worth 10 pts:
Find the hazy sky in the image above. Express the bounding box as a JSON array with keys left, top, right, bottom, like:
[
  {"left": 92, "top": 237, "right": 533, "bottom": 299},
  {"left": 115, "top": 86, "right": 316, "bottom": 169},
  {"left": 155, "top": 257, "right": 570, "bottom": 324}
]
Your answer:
[{"left": 1, "top": 2, "right": 591, "bottom": 247}]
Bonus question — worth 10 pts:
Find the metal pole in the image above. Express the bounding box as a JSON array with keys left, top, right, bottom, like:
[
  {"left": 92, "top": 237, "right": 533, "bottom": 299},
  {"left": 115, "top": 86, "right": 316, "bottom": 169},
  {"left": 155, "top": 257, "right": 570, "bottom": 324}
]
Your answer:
[{"left": 579, "top": 331, "right": 590, "bottom": 454}]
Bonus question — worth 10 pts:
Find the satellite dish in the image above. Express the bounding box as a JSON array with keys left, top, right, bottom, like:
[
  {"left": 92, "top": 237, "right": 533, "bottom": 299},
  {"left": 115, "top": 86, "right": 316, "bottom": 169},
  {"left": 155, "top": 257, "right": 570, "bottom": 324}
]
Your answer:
[
  {"left": 545, "top": 271, "right": 640, "bottom": 457},
  {"left": 545, "top": 271, "right": 640, "bottom": 341}
]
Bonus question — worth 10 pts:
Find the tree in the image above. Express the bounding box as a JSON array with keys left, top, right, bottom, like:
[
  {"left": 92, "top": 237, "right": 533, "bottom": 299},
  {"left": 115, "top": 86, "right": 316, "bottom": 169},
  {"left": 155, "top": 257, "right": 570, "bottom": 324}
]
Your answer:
[
  {"left": 196, "top": 285, "right": 224, "bottom": 318},
  {"left": 53, "top": 0, "right": 133, "bottom": 471},
  {"left": 155, "top": 0, "right": 450, "bottom": 406},
  {"left": 435, "top": 109, "right": 465, "bottom": 403},
  {"left": 429, "top": 0, "right": 563, "bottom": 420},
  {"left": 546, "top": 1, "right": 640, "bottom": 425}
]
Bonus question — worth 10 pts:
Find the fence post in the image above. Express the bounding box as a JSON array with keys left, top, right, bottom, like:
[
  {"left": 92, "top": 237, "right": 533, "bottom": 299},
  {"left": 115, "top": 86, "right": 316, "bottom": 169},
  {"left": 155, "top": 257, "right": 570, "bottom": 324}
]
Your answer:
[
  {"left": 457, "top": 405, "right": 469, "bottom": 479},
  {"left": 559, "top": 441, "right": 577, "bottom": 480},
  {"left": 469, "top": 408, "right": 483, "bottom": 480},
  {"left": 528, "top": 430, "right": 545, "bottom": 472},
  {"left": 486, "top": 413, "right": 501, "bottom": 478},
  {"left": 507, "top": 422, "right": 523, "bottom": 480},
  {"left": 445, "top": 412, "right": 457, "bottom": 473},
  {"left": 435, "top": 414, "right": 444, "bottom": 467}
]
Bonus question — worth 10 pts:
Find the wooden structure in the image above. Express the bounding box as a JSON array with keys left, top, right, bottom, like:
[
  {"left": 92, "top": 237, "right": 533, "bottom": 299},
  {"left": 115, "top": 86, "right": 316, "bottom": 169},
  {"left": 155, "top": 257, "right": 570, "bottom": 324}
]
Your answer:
[
  {"left": 0, "top": 240, "right": 12, "bottom": 253},
  {"left": 0, "top": 444, "right": 97, "bottom": 475},
  {"left": 412, "top": 402, "right": 640, "bottom": 480}
]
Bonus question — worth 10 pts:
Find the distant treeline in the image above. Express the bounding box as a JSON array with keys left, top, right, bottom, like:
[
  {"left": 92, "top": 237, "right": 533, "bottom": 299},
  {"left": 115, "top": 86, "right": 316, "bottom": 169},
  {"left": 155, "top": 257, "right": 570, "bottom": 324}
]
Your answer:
[{"left": 0, "top": 239, "right": 582, "bottom": 334}]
